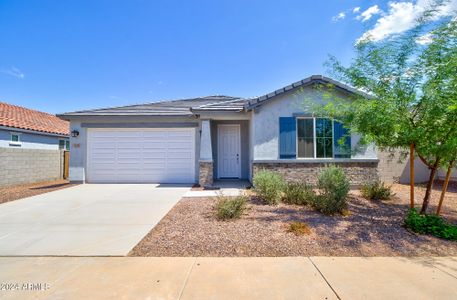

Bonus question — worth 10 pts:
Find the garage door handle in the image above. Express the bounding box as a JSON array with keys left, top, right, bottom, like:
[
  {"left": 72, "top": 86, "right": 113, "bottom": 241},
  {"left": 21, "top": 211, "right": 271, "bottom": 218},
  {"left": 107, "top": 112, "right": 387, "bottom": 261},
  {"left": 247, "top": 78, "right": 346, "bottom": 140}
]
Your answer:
[{"left": 237, "top": 154, "right": 239, "bottom": 163}]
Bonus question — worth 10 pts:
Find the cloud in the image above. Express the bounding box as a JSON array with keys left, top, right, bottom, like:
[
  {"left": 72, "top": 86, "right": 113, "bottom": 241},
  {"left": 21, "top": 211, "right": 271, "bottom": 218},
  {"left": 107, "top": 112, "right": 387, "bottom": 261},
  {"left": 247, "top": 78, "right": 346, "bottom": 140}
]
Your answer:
[
  {"left": 1, "top": 66, "right": 25, "bottom": 79},
  {"left": 356, "top": 5, "right": 382, "bottom": 22},
  {"left": 416, "top": 32, "right": 434, "bottom": 44},
  {"left": 358, "top": 0, "right": 457, "bottom": 42},
  {"left": 332, "top": 12, "right": 346, "bottom": 22},
  {"left": 353, "top": 7, "right": 361, "bottom": 13}
]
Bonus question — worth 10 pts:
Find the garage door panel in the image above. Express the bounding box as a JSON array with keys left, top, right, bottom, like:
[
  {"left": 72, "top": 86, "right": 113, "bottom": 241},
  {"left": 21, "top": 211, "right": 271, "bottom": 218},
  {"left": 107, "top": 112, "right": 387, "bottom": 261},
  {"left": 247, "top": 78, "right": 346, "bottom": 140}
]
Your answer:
[{"left": 88, "top": 128, "right": 195, "bottom": 183}]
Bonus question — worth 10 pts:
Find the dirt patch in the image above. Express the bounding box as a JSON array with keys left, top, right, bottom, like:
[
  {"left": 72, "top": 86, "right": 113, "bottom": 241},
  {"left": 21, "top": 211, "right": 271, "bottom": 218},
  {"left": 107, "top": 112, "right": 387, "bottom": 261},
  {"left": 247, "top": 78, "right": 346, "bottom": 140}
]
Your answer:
[
  {"left": 0, "top": 180, "right": 78, "bottom": 205},
  {"left": 130, "top": 183, "right": 457, "bottom": 257}
]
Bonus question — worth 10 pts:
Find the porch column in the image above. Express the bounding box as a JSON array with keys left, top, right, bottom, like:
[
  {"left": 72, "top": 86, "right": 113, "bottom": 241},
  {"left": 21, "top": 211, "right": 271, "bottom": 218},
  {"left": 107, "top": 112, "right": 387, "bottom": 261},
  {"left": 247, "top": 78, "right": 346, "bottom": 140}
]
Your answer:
[{"left": 199, "top": 119, "right": 213, "bottom": 187}]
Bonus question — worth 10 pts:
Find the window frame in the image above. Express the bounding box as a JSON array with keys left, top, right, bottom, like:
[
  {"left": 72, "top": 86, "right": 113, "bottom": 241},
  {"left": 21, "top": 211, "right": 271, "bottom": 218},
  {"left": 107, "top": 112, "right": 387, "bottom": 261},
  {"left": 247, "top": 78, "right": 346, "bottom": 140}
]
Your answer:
[
  {"left": 296, "top": 117, "right": 335, "bottom": 159},
  {"left": 9, "top": 133, "right": 21, "bottom": 146}
]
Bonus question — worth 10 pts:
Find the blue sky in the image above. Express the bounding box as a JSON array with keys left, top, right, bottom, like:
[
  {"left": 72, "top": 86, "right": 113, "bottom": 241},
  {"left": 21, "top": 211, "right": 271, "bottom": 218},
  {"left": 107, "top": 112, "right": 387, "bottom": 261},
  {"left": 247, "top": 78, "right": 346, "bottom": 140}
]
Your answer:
[{"left": 0, "top": 0, "right": 455, "bottom": 114}]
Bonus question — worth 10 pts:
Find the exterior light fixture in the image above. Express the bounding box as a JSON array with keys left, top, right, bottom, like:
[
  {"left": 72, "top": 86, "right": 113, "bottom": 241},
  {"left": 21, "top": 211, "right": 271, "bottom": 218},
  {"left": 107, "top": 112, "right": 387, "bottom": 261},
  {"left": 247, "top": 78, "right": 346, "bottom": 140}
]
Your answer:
[{"left": 71, "top": 130, "right": 80, "bottom": 138}]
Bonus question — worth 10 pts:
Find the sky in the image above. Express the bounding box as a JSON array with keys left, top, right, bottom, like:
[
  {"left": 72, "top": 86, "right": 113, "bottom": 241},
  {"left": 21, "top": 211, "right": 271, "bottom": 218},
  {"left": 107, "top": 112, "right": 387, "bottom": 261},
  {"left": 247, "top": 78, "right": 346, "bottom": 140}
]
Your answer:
[{"left": 0, "top": 0, "right": 455, "bottom": 114}]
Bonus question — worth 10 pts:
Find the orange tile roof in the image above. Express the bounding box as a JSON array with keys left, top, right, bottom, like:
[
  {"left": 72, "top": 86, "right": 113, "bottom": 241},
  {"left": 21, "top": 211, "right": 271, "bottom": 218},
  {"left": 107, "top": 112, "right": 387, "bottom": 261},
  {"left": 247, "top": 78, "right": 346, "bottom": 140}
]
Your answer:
[{"left": 0, "top": 102, "right": 69, "bottom": 136}]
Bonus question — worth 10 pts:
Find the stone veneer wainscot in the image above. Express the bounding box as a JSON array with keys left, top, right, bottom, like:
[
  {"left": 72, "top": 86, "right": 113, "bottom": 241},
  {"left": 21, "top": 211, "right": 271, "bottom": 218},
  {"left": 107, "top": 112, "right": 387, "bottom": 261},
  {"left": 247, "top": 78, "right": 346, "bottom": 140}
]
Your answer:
[{"left": 252, "top": 160, "right": 379, "bottom": 187}]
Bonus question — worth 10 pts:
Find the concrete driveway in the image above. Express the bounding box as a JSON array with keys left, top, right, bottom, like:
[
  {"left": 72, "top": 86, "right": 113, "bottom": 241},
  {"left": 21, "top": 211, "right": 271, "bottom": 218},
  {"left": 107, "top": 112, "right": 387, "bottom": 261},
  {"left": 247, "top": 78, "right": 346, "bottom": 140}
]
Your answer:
[{"left": 0, "top": 184, "right": 190, "bottom": 256}]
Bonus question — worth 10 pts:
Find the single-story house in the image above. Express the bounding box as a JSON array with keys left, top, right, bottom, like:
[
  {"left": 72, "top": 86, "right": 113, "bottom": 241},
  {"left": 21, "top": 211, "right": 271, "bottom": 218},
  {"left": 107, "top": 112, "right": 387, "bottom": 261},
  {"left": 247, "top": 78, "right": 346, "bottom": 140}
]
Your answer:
[
  {"left": 58, "top": 75, "right": 433, "bottom": 186},
  {"left": 0, "top": 102, "right": 70, "bottom": 186}
]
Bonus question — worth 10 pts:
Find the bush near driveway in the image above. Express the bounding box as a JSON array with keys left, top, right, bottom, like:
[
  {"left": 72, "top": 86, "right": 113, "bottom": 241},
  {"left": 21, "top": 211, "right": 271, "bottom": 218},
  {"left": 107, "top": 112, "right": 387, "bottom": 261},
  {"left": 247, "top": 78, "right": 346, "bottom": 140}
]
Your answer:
[
  {"left": 287, "top": 221, "right": 312, "bottom": 236},
  {"left": 404, "top": 209, "right": 457, "bottom": 241},
  {"left": 215, "top": 194, "right": 248, "bottom": 220},
  {"left": 361, "top": 181, "right": 394, "bottom": 201},
  {"left": 282, "top": 182, "right": 315, "bottom": 205},
  {"left": 311, "top": 165, "right": 350, "bottom": 215},
  {"left": 253, "top": 170, "right": 285, "bottom": 205}
]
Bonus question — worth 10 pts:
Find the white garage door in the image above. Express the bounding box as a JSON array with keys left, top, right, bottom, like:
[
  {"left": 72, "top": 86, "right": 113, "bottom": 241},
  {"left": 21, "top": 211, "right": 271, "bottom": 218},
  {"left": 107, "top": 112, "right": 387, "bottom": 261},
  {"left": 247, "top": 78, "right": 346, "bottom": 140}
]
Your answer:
[{"left": 87, "top": 128, "right": 196, "bottom": 183}]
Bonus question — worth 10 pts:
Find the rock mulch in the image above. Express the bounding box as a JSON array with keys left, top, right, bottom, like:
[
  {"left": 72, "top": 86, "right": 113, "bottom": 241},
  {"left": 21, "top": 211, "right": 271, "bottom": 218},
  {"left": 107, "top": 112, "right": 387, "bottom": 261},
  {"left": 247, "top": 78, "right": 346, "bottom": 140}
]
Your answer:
[
  {"left": 0, "top": 180, "right": 77, "bottom": 205},
  {"left": 129, "top": 183, "right": 457, "bottom": 257}
]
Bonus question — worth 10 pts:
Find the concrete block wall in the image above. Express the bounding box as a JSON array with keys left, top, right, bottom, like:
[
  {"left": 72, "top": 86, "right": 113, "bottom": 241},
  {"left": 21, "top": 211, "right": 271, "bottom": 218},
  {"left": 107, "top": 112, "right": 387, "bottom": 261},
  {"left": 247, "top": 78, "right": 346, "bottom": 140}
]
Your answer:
[
  {"left": 377, "top": 150, "right": 430, "bottom": 184},
  {"left": 0, "top": 148, "right": 64, "bottom": 187}
]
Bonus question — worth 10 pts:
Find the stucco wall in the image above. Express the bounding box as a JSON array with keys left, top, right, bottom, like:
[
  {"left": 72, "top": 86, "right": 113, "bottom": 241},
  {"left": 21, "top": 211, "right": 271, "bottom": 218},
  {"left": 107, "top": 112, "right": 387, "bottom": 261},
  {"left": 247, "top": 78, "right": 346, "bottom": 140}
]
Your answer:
[
  {"left": 211, "top": 120, "right": 250, "bottom": 180},
  {"left": 0, "top": 129, "right": 68, "bottom": 150},
  {"left": 252, "top": 86, "right": 376, "bottom": 160},
  {"left": 0, "top": 148, "right": 64, "bottom": 187},
  {"left": 66, "top": 116, "right": 200, "bottom": 183}
]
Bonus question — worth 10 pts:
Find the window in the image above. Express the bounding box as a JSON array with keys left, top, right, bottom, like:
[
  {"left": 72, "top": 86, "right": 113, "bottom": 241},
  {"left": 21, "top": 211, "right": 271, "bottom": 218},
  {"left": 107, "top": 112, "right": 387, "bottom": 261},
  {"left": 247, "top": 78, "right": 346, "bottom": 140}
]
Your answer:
[
  {"left": 65, "top": 140, "right": 70, "bottom": 150},
  {"left": 297, "top": 118, "right": 333, "bottom": 159},
  {"left": 316, "top": 118, "right": 333, "bottom": 158},
  {"left": 10, "top": 133, "right": 21, "bottom": 146},
  {"left": 297, "top": 119, "right": 314, "bottom": 158},
  {"left": 59, "top": 140, "right": 65, "bottom": 150}
]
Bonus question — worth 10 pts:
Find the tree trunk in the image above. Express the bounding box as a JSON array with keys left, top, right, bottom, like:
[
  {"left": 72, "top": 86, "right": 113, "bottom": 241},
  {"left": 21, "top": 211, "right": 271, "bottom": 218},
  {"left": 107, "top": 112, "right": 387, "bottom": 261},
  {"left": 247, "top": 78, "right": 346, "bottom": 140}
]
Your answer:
[
  {"left": 420, "top": 158, "right": 440, "bottom": 214},
  {"left": 436, "top": 160, "right": 455, "bottom": 215},
  {"left": 410, "top": 144, "right": 415, "bottom": 209}
]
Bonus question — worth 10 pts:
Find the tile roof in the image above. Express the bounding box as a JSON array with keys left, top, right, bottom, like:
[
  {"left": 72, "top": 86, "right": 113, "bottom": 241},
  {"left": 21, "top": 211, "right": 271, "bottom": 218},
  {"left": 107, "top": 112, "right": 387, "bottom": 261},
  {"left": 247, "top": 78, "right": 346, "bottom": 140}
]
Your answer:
[
  {"left": 58, "top": 75, "right": 368, "bottom": 117},
  {"left": 0, "top": 102, "right": 70, "bottom": 136},
  {"left": 245, "top": 75, "right": 372, "bottom": 109},
  {"left": 58, "top": 95, "right": 248, "bottom": 117}
]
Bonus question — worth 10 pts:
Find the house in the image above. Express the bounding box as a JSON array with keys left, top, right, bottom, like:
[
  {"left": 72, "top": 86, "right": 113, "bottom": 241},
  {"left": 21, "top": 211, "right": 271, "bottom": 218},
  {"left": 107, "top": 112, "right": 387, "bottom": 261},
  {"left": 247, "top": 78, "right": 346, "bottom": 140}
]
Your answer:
[
  {"left": 0, "top": 102, "right": 70, "bottom": 186},
  {"left": 57, "top": 75, "right": 431, "bottom": 186}
]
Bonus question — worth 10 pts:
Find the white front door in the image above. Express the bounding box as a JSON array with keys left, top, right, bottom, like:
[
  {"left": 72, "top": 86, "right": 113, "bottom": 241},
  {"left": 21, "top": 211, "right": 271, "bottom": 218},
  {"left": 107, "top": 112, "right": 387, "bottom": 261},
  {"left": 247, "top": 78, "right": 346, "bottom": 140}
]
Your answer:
[{"left": 218, "top": 124, "right": 241, "bottom": 178}]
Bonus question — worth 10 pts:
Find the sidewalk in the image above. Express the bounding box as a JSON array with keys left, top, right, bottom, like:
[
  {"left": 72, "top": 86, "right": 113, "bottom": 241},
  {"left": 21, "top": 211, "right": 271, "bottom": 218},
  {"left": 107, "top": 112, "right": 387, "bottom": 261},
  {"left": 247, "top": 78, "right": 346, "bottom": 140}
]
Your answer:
[{"left": 1, "top": 256, "right": 456, "bottom": 299}]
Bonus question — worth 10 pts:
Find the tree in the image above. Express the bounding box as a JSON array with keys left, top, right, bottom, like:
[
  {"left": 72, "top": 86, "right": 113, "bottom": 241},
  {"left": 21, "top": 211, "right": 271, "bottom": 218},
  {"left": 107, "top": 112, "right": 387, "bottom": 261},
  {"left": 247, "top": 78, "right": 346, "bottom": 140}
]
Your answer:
[{"left": 312, "top": 7, "right": 457, "bottom": 214}]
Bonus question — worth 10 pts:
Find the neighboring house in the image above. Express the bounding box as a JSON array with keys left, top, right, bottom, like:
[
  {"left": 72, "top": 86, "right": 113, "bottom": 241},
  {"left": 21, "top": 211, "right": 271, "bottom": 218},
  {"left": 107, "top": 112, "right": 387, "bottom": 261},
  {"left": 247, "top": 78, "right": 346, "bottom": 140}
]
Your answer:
[
  {"left": 0, "top": 102, "right": 70, "bottom": 186},
  {"left": 58, "top": 75, "right": 432, "bottom": 186}
]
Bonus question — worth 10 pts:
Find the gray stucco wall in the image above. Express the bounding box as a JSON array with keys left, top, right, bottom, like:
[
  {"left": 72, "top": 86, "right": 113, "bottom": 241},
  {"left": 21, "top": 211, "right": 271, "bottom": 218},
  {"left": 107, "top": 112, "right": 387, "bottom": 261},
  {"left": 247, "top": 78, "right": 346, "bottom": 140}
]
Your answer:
[
  {"left": 0, "top": 148, "right": 64, "bottom": 187},
  {"left": 0, "top": 129, "right": 68, "bottom": 150},
  {"left": 211, "top": 120, "right": 250, "bottom": 180},
  {"left": 66, "top": 115, "right": 200, "bottom": 183},
  {"left": 252, "top": 86, "right": 376, "bottom": 160}
]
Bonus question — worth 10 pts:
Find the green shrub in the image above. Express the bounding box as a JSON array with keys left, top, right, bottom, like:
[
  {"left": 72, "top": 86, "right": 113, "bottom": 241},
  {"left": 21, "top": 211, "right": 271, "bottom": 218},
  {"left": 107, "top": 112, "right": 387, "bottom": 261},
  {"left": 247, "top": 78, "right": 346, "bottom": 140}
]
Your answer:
[
  {"left": 215, "top": 194, "right": 248, "bottom": 220},
  {"left": 287, "top": 221, "right": 312, "bottom": 236},
  {"left": 253, "top": 170, "right": 285, "bottom": 205},
  {"left": 312, "top": 165, "right": 350, "bottom": 215},
  {"left": 361, "top": 181, "right": 394, "bottom": 200},
  {"left": 404, "top": 209, "right": 457, "bottom": 241},
  {"left": 282, "top": 182, "right": 315, "bottom": 205}
]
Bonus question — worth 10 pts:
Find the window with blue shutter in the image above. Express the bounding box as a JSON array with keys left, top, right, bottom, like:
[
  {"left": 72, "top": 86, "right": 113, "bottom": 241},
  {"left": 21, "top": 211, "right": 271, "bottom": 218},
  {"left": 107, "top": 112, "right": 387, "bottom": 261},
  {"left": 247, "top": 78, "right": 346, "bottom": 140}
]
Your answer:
[
  {"left": 333, "top": 121, "right": 351, "bottom": 158},
  {"left": 279, "top": 117, "right": 296, "bottom": 159}
]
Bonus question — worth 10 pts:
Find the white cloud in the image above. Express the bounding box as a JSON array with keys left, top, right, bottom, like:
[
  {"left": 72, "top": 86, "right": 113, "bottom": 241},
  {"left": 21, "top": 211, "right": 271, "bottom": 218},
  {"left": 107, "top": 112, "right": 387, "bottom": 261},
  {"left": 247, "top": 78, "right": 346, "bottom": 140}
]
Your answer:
[
  {"left": 358, "top": 0, "right": 457, "bottom": 42},
  {"left": 332, "top": 12, "right": 346, "bottom": 22},
  {"left": 416, "top": 32, "right": 434, "bottom": 44},
  {"left": 353, "top": 7, "right": 361, "bottom": 13},
  {"left": 1, "top": 66, "right": 24, "bottom": 79},
  {"left": 356, "top": 5, "right": 382, "bottom": 22}
]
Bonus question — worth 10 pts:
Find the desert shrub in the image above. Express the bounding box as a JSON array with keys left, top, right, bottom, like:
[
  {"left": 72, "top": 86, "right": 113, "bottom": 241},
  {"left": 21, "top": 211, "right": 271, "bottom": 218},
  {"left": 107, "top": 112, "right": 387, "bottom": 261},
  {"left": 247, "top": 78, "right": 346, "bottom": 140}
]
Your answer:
[
  {"left": 311, "top": 165, "right": 350, "bottom": 215},
  {"left": 253, "top": 170, "right": 285, "bottom": 205},
  {"left": 404, "top": 209, "right": 457, "bottom": 241},
  {"left": 282, "top": 182, "right": 315, "bottom": 205},
  {"left": 361, "top": 181, "right": 394, "bottom": 200},
  {"left": 287, "top": 221, "right": 312, "bottom": 236},
  {"left": 215, "top": 194, "right": 248, "bottom": 220}
]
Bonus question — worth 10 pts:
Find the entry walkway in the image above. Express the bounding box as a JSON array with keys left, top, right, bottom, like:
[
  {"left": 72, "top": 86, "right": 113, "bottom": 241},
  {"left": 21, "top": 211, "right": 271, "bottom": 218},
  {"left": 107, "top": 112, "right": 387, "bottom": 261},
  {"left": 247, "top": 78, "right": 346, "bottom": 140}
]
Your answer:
[{"left": 1, "top": 256, "right": 456, "bottom": 299}]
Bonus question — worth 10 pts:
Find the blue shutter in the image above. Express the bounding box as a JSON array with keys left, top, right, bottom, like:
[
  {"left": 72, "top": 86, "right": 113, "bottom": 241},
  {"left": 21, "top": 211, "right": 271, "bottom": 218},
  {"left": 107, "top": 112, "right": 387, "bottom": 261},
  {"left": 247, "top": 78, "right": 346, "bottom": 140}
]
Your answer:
[
  {"left": 279, "top": 117, "right": 296, "bottom": 159},
  {"left": 333, "top": 121, "right": 351, "bottom": 158}
]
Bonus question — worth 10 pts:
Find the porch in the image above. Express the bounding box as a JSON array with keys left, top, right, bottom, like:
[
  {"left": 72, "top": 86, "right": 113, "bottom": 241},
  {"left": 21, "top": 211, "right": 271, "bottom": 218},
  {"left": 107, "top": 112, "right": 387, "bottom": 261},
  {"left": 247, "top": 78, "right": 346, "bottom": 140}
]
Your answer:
[{"left": 198, "top": 119, "right": 251, "bottom": 188}]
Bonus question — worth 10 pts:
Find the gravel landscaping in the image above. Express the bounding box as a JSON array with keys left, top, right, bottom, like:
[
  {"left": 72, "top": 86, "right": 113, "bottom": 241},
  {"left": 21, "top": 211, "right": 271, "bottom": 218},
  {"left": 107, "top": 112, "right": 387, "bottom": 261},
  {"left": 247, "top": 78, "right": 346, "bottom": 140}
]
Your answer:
[
  {"left": 130, "top": 182, "right": 457, "bottom": 257},
  {"left": 0, "top": 180, "right": 77, "bottom": 205}
]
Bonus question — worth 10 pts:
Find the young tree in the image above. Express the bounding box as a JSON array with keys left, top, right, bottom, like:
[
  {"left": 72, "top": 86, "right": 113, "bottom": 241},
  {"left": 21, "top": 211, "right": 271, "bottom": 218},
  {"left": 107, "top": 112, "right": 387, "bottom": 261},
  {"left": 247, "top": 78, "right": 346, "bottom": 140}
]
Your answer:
[{"left": 314, "top": 9, "right": 456, "bottom": 213}]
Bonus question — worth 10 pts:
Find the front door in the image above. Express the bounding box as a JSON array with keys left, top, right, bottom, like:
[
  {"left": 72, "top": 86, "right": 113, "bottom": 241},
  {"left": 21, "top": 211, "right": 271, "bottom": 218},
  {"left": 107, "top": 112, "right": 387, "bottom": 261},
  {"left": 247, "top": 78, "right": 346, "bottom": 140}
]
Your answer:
[{"left": 218, "top": 124, "right": 241, "bottom": 178}]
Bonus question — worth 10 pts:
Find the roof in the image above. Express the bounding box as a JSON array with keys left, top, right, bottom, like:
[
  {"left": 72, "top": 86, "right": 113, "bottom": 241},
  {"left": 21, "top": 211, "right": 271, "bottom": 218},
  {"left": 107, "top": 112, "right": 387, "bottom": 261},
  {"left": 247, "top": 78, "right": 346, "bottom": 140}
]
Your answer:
[
  {"left": 0, "top": 102, "right": 70, "bottom": 136},
  {"left": 245, "top": 75, "right": 371, "bottom": 109},
  {"left": 58, "top": 95, "right": 249, "bottom": 117},
  {"left": 58, "top": 75, "right": 367, "bottom": 117}
]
